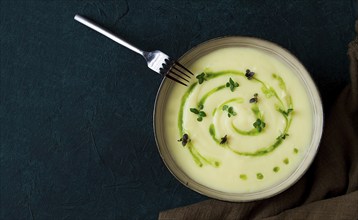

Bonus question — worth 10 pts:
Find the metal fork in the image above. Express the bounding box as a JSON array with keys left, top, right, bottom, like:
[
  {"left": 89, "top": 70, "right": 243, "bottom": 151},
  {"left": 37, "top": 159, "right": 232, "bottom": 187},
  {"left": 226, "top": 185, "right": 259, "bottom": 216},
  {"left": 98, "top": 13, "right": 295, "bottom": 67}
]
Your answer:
[{"left": 74, "top": 14, "right": 193, "bottom": 86}]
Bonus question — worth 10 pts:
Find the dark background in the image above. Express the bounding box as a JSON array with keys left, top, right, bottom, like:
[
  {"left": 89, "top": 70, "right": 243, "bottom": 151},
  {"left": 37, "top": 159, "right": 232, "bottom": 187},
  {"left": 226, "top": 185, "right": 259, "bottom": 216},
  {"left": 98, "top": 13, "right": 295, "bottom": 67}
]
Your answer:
[{"left": 1, "top": 0, "right": 356, "bottom": 219}]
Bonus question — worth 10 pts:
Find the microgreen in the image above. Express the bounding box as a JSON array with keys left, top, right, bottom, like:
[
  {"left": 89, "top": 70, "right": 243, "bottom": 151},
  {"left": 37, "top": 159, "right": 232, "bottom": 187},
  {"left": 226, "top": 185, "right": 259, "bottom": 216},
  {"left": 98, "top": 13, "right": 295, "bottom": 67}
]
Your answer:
[
  {"left": 279, "top": 108, "right": 294, "bottom": 117},
  {"left": 190, "top": 108, "right": 199, "bottom": 114},
  {"left": 177, "top": 133, "right": 190, "bottom": 146},
  {"left": 245, "top": 69, "right": 255, "bottom": 80},
  {"left": 196, "top": 72, "right": 206, "bottom": 84},
  {"left": 222, "top": 105, "right": 237, "bottom": 117},
  {"left": 253, "top": 119, "right": 266, "bottom": 132},
  {"left": 276, "top": 133, "right": 289, "bottom": 140},
  {"left": 249, "top": 93, "right": 259, "bottom": 103},
  {"left": 220, "top": 135, "right": 228, "bottom": 144},
  {"left": 190, "top": 107, "right": 206, "bottom": 121},
  {"left": 256, "top": 173, "right": 264, "bottom": 179},
  {"left": 225, "top": 77, "right": 239, "bottom": 92}
]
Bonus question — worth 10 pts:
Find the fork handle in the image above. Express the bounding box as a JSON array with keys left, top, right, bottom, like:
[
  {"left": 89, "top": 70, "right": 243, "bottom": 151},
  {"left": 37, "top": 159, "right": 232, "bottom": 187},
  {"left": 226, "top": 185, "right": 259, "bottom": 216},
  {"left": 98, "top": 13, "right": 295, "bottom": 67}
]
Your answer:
[{"left": 74, "top": 14, "right": 144, "bottom": 56}]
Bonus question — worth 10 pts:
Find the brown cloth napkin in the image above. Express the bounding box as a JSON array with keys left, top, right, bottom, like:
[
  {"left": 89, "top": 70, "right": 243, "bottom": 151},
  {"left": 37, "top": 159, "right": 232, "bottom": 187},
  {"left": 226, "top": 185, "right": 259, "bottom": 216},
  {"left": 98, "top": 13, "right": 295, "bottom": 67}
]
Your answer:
[{"left": 159, "top": 22, "right": 358, "bottom": 220}]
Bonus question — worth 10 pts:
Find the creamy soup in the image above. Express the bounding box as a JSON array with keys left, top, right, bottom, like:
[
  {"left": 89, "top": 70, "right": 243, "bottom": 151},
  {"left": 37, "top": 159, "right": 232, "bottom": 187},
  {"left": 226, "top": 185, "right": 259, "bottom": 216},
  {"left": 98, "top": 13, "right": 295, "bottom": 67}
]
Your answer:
[{"left": 162, "top": 47, "right": 312, "bottom": 193}]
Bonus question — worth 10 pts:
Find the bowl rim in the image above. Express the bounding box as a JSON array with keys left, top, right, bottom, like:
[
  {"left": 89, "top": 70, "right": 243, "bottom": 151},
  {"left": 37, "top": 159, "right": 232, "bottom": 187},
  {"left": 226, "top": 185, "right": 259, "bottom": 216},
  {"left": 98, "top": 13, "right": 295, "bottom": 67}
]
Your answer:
[{"left": 153, "top": 36, "right": 324, "bottom": 202}]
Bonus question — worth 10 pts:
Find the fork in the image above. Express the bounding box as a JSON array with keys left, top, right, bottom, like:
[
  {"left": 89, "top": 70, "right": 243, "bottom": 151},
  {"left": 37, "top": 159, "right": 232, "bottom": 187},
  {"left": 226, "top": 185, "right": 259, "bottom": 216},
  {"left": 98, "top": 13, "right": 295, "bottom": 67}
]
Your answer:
[{"left": 74, "top": 14, "right": 193, "bottom": 86}]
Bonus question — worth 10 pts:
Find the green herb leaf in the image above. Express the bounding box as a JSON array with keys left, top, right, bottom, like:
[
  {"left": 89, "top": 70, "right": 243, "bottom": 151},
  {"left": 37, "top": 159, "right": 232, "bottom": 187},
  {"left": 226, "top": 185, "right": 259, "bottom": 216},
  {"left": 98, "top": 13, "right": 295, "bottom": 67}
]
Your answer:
[
  {"left": 196, "top": 72, "right": 206, "bottom": 84},
  {"left": 198, "top": 104, "right": 204, "bottom": 110},
  {"left": 226, "top": 77, "right": 239, "bottom": 92},
  {"left": 191, "top": 107, "right": 206, "bottom": 122},
  {"left": 253, "top": 119, "right": 266, "bottom": 132},
  {"left": 198, "top": 111, "right": 206, "bottom": 117},
  {"left": 273, "top": 167, "right": 280, "bottom": 172},
  {"left": 279, "top": 108, "right": 294, "bottom": 117},
  {"left": 190, "top": 108, "right": 199, "bottom": 114},
  {"left": 276, "top": 133, "right": 289, "bottom": 140},
  {"left": 228, "top": 106, "right": 234, "bottom": 114},
  {"left": 222, "top": 105, "right": 237, "bottom": 118}
]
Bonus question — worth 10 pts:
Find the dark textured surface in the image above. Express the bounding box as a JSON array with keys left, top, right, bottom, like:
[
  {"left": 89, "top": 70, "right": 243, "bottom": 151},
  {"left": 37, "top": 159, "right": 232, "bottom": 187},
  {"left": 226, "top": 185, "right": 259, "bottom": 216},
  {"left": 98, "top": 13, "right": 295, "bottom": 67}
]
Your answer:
[{"left": 0, "top": 0, "right": 356, "bottom": 219}]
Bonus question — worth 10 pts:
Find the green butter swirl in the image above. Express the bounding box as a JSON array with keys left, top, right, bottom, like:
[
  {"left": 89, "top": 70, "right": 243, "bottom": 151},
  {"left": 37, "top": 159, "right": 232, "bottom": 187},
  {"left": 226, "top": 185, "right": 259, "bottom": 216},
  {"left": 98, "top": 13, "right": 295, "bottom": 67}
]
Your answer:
[{"left": 178, "top": 70, "right": 293, "bottom": 167}]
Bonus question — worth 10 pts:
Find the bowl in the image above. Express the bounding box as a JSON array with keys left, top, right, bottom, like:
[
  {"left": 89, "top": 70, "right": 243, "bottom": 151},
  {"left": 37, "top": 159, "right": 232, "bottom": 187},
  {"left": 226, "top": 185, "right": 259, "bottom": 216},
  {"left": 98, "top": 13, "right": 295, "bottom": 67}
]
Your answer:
[{"left": 153, "top": 36, "right": 323, "bottom": 201}]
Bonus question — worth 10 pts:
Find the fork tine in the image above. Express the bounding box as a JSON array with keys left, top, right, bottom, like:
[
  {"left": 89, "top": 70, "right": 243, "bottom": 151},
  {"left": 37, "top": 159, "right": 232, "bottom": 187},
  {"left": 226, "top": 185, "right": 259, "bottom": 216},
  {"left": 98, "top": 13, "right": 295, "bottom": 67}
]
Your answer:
[
  {"left": 169, "top": 70, "right": 190, "bottom": 83},
  {"left": 166, "top": 74, "right": 188, "bottom": 86},
  {"left": 171, "top": 65, "right": 191, "bottom": 79},
  {"left": 162, "top": 59, "right": 193, "bottom": 86},
  {"left": 174, "top": 61, "right": 194, "bottom": 75}
]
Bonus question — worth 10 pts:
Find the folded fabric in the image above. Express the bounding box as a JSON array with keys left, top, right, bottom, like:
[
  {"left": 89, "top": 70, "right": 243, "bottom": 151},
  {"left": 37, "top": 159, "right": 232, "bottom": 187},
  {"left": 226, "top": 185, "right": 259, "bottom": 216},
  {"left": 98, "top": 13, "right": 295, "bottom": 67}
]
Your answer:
[{"left": 159, "top": 21, "right": 358, "bottom": 220}]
